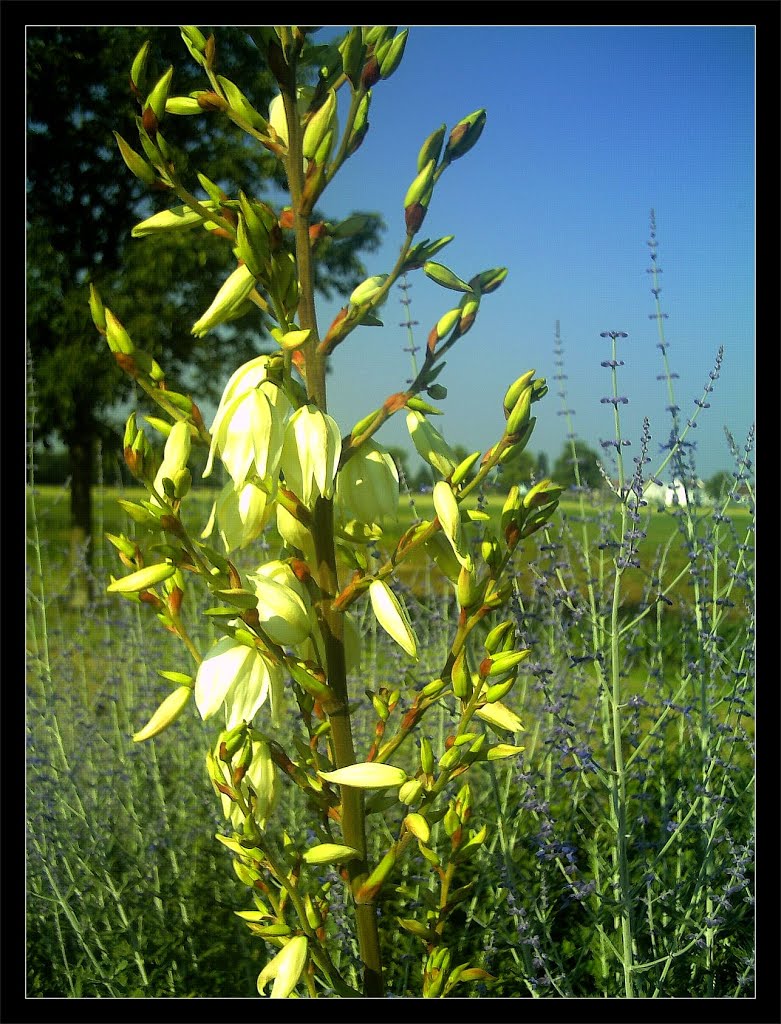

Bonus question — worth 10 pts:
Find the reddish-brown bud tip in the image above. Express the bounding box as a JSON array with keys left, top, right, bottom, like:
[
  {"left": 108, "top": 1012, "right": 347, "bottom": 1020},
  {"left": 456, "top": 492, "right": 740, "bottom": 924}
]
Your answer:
[
  {"left": 114, "top": 352, "right": 138, "bottom": 376},
  {"left": 290, "top": 559, "right": 311, "bottom": 583},
  {"left": 242, "top": 608, "right": 260, "bottom": 629},
  {"left": 191, "top": 402, "right": 204, "bottom": 429},
  {"left": 308, "top": 222, "right": 327, "bottom": 244},
  {"left": 444, "top": 734, "right": 456, "bottom": 750},
  {"left": 278, "top": 208, "right": 295, "bottom": 230},
  {"left": 167, "top": 586, "right": 184, "bottom": 616},
  {"left": 479, "top": 657, "right": 493, "bottom": 678},
  {"left": 360, "top": 56, "right": 381, "bottom": 89},
  {"left": 384, "top": 392, "right": 408, "bottom": 415},
  {"left": 404, "top": 202, "right": 427, "bottom": 235},
  {"left": 141, "top": 106, "right": 159, "bottom": 137},
  {"left": 196, "top": 91, "right": 228, "bottom": 112}
]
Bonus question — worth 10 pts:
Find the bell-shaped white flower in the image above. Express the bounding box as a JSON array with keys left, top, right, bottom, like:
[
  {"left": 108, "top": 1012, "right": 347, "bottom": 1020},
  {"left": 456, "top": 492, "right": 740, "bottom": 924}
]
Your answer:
[
  {"left": 433, "top": 480, "right": 472, "bottom": 570},
  {"left": 202, "top": 480, "right": 272, "bottom": 553},
  {"left": 257, "top": 936, "right": 308, "bottom": 998},
  {"left": 369, "top": 580, "right": 418, "bottom": 659},
  {"left": 204, "top": 356, "right": 274, "bottom": 477},
  {"left": 335, "top": 440, "right": 399, "bottom": 531},
  {"left": 195, "top": 636, "right": 273, "bottom": 726},
  {"left": 250, "top": 573, "right": 311, "bottom": 649},
  {"left": 279, "top": 404, "right": 341, "bottom": 508},
  {"left": 205, "top": 380, "right": 290, "bottom": 491}
]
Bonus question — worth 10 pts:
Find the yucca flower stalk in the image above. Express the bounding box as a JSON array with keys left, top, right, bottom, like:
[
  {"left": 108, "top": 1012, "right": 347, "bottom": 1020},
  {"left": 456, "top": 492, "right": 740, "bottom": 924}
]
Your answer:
[{"left": 91, "top": 25, "right": 554, "bottom": 999}]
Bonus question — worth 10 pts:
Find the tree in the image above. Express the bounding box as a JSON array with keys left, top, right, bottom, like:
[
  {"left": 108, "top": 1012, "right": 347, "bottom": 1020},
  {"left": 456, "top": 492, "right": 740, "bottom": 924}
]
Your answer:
[
  {"left": 705, "top": 469, "right": 732, "bottom": 501},
  {"left": 27, "top": 26, "right": 382, "bottom": 602},
  {"left": 551, "top": 440, "right": 602, "bottom": 490}
]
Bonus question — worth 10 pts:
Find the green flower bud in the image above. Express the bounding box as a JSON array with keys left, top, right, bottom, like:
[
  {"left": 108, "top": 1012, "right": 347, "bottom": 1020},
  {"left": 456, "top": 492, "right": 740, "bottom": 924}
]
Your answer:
[
  {"left": 218, "top": 75, "right": 267, "bottom": 131},
  {"left": 302, "top": 88, "right": 338, "bottom": 161},
  {"left": 349, "top": 274, "right": 388, "bottom": 307},
  {"left": 399, "top": 779, "right": 424, "bottom": 805},
  {"left": 113, "top": 132, "right": 157, "bottom": 185},
  {"left": 439, "top": 745, "right": 461, "bottom": 771},
  {"left": 484, "top": 676, "right": 517, "bottom": 703},
  {"left": 404, "top": 812, "right": 430, "bottom": 844},
  {"left": 469, "top": 266, "right": 508, "bottom": 294},
  {"left": 423, "top": 261, "right": 472, "bottom": 293},
  {"left": 130, "top": 40, "right": 151, "bottom": 91},
  {"left": 131, "top": 204, "right": 211, "bottom": 237},
  {"left": 379, "top": 28, "right": 408, "bottom": 79},
  {"left": 104, "top": 310, "right": 135, "bottom": 355},
  {"left": 192, "top": 263, "right": 257, "bottom": 338},
  {"left": 503, "top": 370, "right": 536, "bottom": 413},
  {"left": 132, "top": 685, "right": 192, "bottom": 742},
  {"left": 107, "top": 561, "right": 176, "bottom": 594},
  {"left": 165, "top": 96, "right": 204, "bottom": 115},
  {"left": 523, "top": 479, "right": 564, "bottom": 509},
  {"left": 180, "top": 26, "right": 207, "bottom": 65},
  {"left": 318, "top": 761, "right": 407, "bottom": 789},
  {"left": 339, "top": 26, "right": 365, "bottom": 85},
  {"left": 506, "top": 385, "right": 533, "bottom": 435},
  {"left": 417, "top": 123, "right": 446, "bottom": 172},
  {"left": 88, "top": 284, "right": 106, "bottom": 333},
  {"left": 407, "top": 411, "right": 459, "bottom": 478},
  {"left": 451, "top": 649, "right": 472, "bottom": 700},
  {"left": 302, "top": 843, "right": 360, "bottom": 865},
  {"left": 145, "top": 66, "right": 174, "bottom": 123},
  {"left": 443, "top": 109, "right": 487, "bottom": 164},
  {"left": 420, "top": 736, "right": 435, "bottom": 774},
  {"left": 451, "top": 450, "right": 481, "bottom": 487},
  {"left": 484, "top": 620, "right": 515, "bottom": 654},
  {"left": 404, "top": 157, "right": 435, "bottom": 211}
]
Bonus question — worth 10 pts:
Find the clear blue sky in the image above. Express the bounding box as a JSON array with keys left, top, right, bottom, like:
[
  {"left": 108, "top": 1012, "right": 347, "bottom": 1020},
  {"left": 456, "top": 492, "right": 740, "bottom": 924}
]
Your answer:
[{"left": 308, "top": 25, "right": 754, "bottom": 482}]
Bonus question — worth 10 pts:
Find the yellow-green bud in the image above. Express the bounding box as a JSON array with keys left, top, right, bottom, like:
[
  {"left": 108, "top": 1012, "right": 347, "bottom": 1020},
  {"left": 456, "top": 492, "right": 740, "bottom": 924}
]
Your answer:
[
  {"left": 417, "top": 123, "right": 446, "bottom": 172},
  {"left": 132, "top": 685, "right": 192, "bottom": 742},
  {"left": 506, "top": 386, "right": 533, "bottom": 435},
  {"left": 503, "top": 370, "right": 536, "bottom": 413},
  {"left": 114, "top": 132, "right": 157, "bottom": 185},
  {"left": 165, "top": 96, "right": 204, "bottom": 115},
  {"left": 318, "top": 761, "right": 407, "bottom": 789},
  {"left": 404, "top": 812, "right": 430, "bottom": 844},
  {"left": 379, "top": 28, "right": 408, "bottom": 79},
  {"left": 302, "top": 88, "right": 337, "bottom": 161},
  {"left": 339, "top": 26, "right": 365, "bottom": 85},
  {"left": 302, "top": 843, "right": 360, "bottom": 865},
  {"left": 451, "top": 450, "right": 481, "bottom": 487},
  {"left": 107, "top": 562, "right": 176, "bottom": 594},
  {"left": 349, "top": 274, "right": 388, "bottom": 307},
  {"left": 104, "top": 310, "right": 135, "bottom": 355},
  {"left": 423, "top": 261, "right": 472, "bottom": 293},
  {"left": 469, "top": 266, "right": 509, "bottom": 294},
  {"left": 398, "top": 779, "right": 424, "bottom": 805},
  {"left": 523, "top": 479, "right": 564, "bottom": 509},
  {"left": 88, "top": 284, "right": 106, "bottom": 333},
  {"left": 145, "top": 66, "right": 174, "bottom": 123},
  {"left": 475, "top": 701, "right": 523, "bottom": 733},
  {"left": 404, "top": 158, "right": 436, "bottom": 210},
  {"left": 420, "top": 736, "right": 435, "bottom": 774},
  {"left": 443, "top": 109, "right": 487, "bottom": 164}
]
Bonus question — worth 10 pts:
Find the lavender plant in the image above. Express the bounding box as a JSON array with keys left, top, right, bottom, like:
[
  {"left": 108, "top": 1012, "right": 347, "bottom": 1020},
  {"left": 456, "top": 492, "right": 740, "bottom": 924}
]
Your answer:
[{"left": 88, "top": 26, "right": 557, "bottom": 998}]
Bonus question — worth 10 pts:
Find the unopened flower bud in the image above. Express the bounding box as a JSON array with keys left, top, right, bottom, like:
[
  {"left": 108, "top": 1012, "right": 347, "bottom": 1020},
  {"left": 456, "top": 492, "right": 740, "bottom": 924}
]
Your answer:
[
  {"left": 132, "top": 685, "right": 192, "bottom": 742},
  {"left": 417, "top": 123, "right": 446, "bottom": 171},
  {"left": 443, "top": 109, "right": 487, "bottom": 164},
  {"left": 114, "top": 132, "right": 158, "bottom": 185},
  {"left": 350, "top": 274, "right": 388, "bottom": 307}
]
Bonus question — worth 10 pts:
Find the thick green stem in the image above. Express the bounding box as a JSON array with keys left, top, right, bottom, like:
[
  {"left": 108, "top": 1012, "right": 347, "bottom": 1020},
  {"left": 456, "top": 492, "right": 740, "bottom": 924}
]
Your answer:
[{"left": 281, "top": 75, "right": 384, "bottom": 998}]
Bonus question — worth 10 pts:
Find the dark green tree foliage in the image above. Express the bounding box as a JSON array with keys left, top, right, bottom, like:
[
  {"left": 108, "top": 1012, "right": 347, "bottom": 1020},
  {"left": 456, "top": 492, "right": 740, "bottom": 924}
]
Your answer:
[
  {"left": 27, "top": 27, "right": 382, "bottom": 584},
  {"left": 551, "top": 440, "right": 602, "bottom": 490}
]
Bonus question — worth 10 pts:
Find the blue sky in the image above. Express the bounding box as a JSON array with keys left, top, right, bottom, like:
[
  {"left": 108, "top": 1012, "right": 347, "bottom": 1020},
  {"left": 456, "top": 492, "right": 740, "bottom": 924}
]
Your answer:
[{"left": 307, "top": 25, "right": 755, "bottom": 482}]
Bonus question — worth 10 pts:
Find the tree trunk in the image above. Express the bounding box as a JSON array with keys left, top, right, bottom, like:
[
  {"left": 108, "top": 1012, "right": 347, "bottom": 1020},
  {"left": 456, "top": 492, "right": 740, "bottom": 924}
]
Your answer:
[{"left": 67, "top": 433, "right": 95, "bottom": 608}]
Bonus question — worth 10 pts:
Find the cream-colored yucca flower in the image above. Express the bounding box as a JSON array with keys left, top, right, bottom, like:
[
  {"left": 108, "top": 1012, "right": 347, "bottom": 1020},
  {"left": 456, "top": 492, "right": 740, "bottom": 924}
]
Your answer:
[
  {"left": 267, "top": 88, "right": 313, "bottom": 147},
  {"left": 257, "top": 936, "right": 308, "bottom": 998},
  {"left": 433, "top": 480, "right": 472, "bottom": 570},
  {"left": 369, "top": 580, "right": 418, "bottom": 659},
  {"left": 279, "top": 404, "right": 341, "bottom": 507},
  {"left": 210, "top": 734, "right": 278, "bottom": 829},
  {"left": 250, "top": 572, "right": 311, "bottom": 649},
  {"left": 204, "top": 379, "right": 290, "bottom": 491},
  {"left": 195, "top": 636, "right": 278, "bottom": 728},
  {"left": 201, "top": 480, "right": 272, "bottom": 553},
  {"left": 335, "top": 440, "right": 399, "bottom": 531}
]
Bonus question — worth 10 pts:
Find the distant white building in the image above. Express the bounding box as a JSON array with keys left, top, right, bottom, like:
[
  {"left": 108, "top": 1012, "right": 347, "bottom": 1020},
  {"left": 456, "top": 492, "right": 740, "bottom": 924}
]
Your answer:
[{"left": 644, "top": 478, "right": 713, "bottom": 508}]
